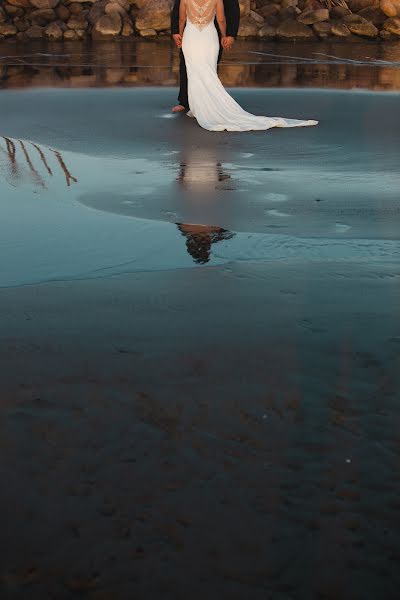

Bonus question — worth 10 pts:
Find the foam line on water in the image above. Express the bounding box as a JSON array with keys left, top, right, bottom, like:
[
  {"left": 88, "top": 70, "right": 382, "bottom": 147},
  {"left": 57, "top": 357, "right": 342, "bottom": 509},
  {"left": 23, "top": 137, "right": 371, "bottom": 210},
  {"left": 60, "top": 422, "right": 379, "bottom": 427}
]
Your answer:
[
  {"left": 265, "top": 193, "right": 288, "bottom": 203},
  {"left": 313, "top": 52, "right": 400, "bottom": 67},
  {"left": 246, "top": 51, "right": 319, "bottom": 63},
  {"left": 246, "top": 50, "right": 400, "bottom": 68},
  {"left": 267, "top": 209, "right": 291, "bottom": 218}
]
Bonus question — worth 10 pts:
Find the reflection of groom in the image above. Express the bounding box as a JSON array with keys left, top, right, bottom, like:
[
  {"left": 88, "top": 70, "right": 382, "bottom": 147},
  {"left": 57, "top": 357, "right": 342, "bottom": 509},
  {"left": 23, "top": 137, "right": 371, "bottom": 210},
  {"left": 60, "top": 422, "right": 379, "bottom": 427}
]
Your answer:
[{"left": 171, "top": 0, "right": 240, "bottom": 113}]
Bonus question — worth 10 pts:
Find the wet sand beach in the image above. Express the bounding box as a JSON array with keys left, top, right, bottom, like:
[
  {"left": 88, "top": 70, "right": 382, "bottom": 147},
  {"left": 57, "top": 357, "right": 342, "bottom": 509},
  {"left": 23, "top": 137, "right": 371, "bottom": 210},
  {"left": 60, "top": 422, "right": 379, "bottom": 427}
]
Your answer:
[
  {"left": 1, "top": 261, "right": 400, "bottom": 600},
  {"left": 1, "top": 46, "right": 400, "bottom": 599}
]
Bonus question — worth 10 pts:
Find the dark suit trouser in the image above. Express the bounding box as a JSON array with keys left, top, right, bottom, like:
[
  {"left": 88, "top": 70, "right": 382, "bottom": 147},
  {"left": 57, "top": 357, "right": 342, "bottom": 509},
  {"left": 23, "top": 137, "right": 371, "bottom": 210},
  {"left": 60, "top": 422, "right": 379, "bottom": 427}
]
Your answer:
[{"left": 178, "top": 45, "right": 223, "bottom": 109}]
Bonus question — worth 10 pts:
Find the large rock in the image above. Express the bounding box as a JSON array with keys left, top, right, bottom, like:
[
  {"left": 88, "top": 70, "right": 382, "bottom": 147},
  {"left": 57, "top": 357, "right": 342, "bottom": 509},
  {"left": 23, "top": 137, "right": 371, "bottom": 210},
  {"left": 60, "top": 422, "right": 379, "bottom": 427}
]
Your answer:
[
  {"left": 14, "top": 17, "right": 30, "bottom": 31},
  {"left": 331, "top": 22, "right": 351, "bottom": 35},
  {"left": 313, "top": 20, "right": 332, "bottom": 33},
  {"left": 31, "top": 8, "right": 56, "bottom": 24},
  {"left": 15, "top": 30, "right": 28, "bottom": 40},
  {"left": 357, "top": 6, "right": 387, "bottom": 22},
  {"left": 348, "top": 0, "right": 379, "bottom": 10},
  {"left": 56, "top": 4, "right": 70, "bottom": 19},
  {"left": 301, "top": 0, "right": 325, "bottom": 10},
  {"left": 69, "top": 2, "right": 83, "bottom": 14},
  {"left": 265, "top": 14, "right": 279, "bottom": 26},
  {"left": 258, "top": 23, "right": 277, "bottom": 37},
  {"left": 279, "top": 6, "right": 297, "bottom": 19},
  {"left": 139, "top": 27, "right": 157, "bottom": 36},
  {"left": 331, "top": 6, "right": 351, "bottom": 17},
  {"left": 257, "top": 3, "right": 280, "bottom": 18},
  {"left": 343, "top": 13, "right": 368, "bottom": 22},
  {"left": 298, "top": 8, "right": 329, "bottom": 23},
  {"left": 380, "top": 27, "right": 395, "bottom": 37},
  {"left": 105, "top": 2, "right": 128, "bottom": 17},
  {"left": 250, "top": 9, "right": 264, "bottom": 23},
  {"left": 121, "top": 20, "right": 134, "bottom": 35},
  {"left": 29, "top": 0, "right": 59, "bottom": 9},
  {"left": 0, "top": 23, "right": 18, "bottom": 36},
  {"left": 380, "top": 0, "right": 400, "bottom": 16},
  {"left": 114, "top": 0, "right": 130, "bottom": 10},
  {"left": 88, "top": 0, "right": 107, "bottom": 25},
  {"left": 92, "top": 12, "right": 122, "bottom": 38},
  {"left": 277, "top": 18, "right": 315, "bottom": 38},
  {"left": 237, "top": 16, "right": 260, "bottom": 36},
  {"left": 63, "top": 28, "right": 78, "bottom": 39},
  {"left": 250, "top": 10, "right": 264, "bottom": 25},
  {"left": 4, "top": 5, "right": 24, "bottom": 16},
  {"left": 67, "top": 14, "right": 88, "bottom": 29},
  {"left": 135, "top": 0, "right": 172, "bottom": 32},
  {"left": 347, "top": 21, "right": 379, "bottom": 36},
  {"left": 44, "top": 21, "right": 63, "bottom": 39},
  {"left": 383, "top": 15, "right": 400, "bottom": 32},
  {"left": 239, "top": 0, "right": 251, "bottom": 16},
  {"left": 6, "top": 0, "right": 31, "bottom": 7},
  {"left": 25, "top": 24, "right": 44, "bottom": 37}
]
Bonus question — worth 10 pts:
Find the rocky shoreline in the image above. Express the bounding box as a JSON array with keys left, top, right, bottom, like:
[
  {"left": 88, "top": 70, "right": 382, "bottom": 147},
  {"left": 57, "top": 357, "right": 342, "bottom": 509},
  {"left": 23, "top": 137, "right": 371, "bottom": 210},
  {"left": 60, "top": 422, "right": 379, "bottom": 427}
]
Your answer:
[{"left": 0, "top": 0, "right": 399, "bottom": 43}]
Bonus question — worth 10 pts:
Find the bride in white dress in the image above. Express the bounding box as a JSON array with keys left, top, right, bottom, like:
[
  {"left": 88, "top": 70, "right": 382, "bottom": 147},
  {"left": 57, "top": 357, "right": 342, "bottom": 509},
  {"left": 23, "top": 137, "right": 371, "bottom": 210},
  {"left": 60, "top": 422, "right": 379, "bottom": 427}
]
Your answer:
[{"left": 179, "top": 0, "right": 318, "bottom": 132}]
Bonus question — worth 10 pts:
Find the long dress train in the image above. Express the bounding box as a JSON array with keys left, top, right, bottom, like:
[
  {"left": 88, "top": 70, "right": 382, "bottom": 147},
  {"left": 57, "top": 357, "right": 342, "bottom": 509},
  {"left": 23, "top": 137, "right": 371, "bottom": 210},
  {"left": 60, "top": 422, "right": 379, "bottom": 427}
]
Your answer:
[{"left": 181, "top": 0, "right": 318, "bottom": 132}]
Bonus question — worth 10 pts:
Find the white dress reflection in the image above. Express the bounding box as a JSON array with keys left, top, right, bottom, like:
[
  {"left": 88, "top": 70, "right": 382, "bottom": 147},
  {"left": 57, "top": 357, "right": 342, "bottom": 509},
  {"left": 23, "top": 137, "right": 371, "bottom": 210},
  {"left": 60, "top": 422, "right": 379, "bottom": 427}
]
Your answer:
[
  {"left": 178, "top": 148, "right": 230, "bottom": 190},
  {"left": 176, "top": 146, "right": 234, "bottom": 263}
]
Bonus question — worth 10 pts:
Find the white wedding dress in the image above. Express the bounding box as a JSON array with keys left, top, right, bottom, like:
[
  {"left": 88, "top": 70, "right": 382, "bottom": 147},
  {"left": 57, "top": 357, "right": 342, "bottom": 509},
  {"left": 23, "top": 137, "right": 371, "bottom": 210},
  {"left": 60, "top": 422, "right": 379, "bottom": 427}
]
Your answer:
[{"left": 181, "top": 0, "right": 318, "bottom": 132}]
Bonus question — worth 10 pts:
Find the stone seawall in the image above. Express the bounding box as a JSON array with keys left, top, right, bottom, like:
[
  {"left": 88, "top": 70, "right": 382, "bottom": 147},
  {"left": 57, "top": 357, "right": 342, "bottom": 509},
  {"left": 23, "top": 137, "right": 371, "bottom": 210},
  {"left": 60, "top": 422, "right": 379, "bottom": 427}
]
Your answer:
[{"left": 0, "top": 0, "right": 399, "bottom": 41}]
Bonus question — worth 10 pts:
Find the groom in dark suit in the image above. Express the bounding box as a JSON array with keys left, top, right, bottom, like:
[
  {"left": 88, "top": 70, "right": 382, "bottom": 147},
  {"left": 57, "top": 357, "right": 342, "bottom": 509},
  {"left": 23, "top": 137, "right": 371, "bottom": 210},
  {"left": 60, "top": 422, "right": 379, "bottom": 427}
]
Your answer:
[{"left": 170, "top": 0, "right": 240, "bottom": 113}]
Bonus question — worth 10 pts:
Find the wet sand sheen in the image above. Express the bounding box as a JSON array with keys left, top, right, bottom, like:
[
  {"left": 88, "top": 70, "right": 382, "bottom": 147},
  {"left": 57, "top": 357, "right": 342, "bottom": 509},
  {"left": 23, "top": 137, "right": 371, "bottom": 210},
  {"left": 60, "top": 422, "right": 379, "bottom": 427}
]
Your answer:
[
  {"left": 0, "top": 88, "right": 399, "bottom": 287},
  {"left": 0, "top": 87, "right": 400, "bottom": 598}
]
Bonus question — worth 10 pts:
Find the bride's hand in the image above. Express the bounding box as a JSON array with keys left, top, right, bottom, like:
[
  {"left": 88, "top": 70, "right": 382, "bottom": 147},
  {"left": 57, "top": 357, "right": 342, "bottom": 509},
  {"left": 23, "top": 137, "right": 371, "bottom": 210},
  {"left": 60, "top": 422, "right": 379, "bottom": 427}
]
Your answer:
[
  {"left": 173, "top": 34, "right": 183, "bottom": 48},
  {"left": 223, "top": 36, "right": 234, "bottom": 51},
  {"left": 221, "top": 37, "right": 233, "bottom": 51}
]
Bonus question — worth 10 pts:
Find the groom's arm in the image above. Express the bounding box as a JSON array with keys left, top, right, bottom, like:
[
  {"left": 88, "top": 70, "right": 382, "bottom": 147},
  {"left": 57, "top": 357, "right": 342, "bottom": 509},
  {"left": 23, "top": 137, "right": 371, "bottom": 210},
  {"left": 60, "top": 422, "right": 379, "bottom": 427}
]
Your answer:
[
  {"left": 224, "top": 0, "right": 240, "bottom": 38},
  {"left": 171, "top": 0, "right": 180, "bottom": 35}
]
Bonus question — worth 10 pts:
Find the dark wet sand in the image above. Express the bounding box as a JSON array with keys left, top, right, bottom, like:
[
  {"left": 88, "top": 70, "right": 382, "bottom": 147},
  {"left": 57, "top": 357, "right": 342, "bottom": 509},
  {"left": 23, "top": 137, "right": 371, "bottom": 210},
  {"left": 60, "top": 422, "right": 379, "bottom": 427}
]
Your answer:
[
  {"left": 0, "top": 264, "right": 400, "bottom": 600},
  {"left": 1, "top": 87, "right": 400, "bottom": 598},
  {"left": 1, "top": 263, "right": 400, "bottom": 599}
]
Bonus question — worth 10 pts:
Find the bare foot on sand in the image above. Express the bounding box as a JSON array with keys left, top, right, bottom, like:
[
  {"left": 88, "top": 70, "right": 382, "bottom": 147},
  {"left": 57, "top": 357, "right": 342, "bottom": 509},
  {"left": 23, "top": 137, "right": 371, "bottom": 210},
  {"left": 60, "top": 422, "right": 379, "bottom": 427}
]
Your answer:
[{"left": 172, "top": 105, "right": 187, "bottom": 113}]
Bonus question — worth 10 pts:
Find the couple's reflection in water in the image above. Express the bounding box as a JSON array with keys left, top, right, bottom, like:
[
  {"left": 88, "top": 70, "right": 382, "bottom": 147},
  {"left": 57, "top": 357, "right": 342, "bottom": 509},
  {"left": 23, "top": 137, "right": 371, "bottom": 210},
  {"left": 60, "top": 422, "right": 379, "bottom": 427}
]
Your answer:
[
  {"left": 176, "top": 146, "right": 235, "bottom": 264},
  {"left": 0, "top": 136, "right": 77, "bottom": 188}
]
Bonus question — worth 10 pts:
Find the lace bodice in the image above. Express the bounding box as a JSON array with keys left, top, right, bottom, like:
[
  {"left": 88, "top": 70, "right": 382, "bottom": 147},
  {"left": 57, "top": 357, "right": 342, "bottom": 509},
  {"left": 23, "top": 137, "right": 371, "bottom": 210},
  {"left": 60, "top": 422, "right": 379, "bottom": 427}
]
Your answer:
[{"left": 185, "top": 0, "right": 217, "bottom": 31}]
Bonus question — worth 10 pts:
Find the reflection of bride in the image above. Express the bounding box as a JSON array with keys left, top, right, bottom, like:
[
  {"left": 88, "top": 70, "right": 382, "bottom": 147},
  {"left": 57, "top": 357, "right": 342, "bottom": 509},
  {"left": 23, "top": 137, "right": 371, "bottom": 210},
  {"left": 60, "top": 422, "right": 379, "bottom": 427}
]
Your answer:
[
  {"left": 178, "top": 160, "right": 230, "bottom": 189},
  {"left": 176, "top": 143, "right": 235, "bottom": 263},
  {"left": 177, "top": 148, "right": 231, "bottom": 191},
  {"left": 177, "top": 222, "right": 234, "bottom": 264}
]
